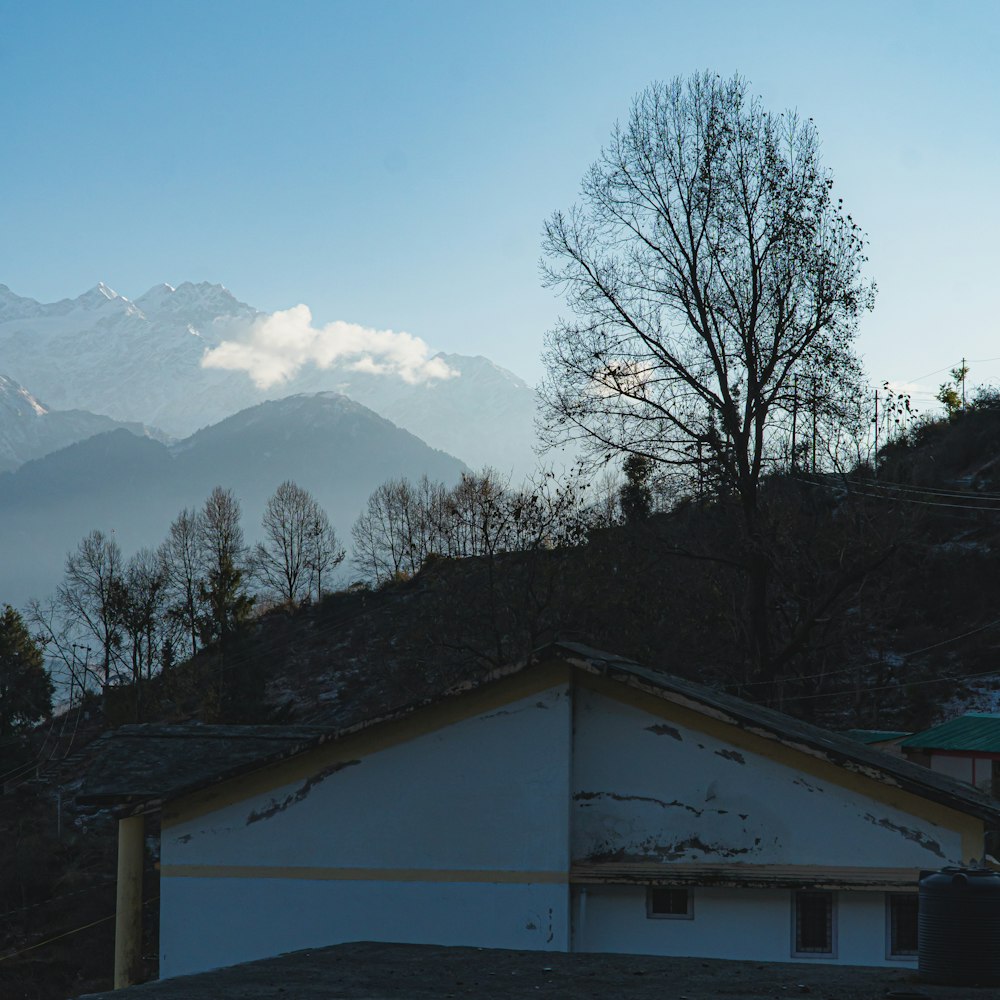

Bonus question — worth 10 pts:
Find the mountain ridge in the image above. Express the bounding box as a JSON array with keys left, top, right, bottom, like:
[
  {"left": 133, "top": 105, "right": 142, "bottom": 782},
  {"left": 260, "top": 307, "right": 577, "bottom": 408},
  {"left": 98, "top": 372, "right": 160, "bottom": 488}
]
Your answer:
[
  {"left": 0, "top": 390, "right": 467, "bottom": 609},
  {"left": 0, "top": 282, "right": 538, "bottom": 475},
  {"left": 0, "top": 373, "right": 165, "bottom": 473}
]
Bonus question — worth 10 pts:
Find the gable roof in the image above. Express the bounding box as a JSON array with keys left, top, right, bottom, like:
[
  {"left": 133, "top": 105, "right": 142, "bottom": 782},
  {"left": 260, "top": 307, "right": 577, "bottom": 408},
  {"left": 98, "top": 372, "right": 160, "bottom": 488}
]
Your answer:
[
  {"left": 843, "top": 729, "right": 911, "bottom": 745},
  {"left": 901, "top": 713, "right": 1000, "bottom": 753},
  {"left": 77, "top": 724, "right": 333, "bottom": 810},
  {"left": 77, "top": 642, "right": 1000, "bottom": 823}
]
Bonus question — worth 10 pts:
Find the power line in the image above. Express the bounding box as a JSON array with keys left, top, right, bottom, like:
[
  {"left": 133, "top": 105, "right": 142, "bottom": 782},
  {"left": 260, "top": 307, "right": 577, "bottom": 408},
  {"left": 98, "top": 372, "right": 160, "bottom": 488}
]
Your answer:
[
  {"left": 848, "top": 477, "right": 1000, "bottom": 501},
  {"left": 790, "top": 660, "right": 1000, "bottom": 703},
  {"left": 742, "top": 617, "right": 1000, "bottom": 690},
  {"left": 902, "top": 355, "right": 1000, "bottom": 385},
  {"left": 796, "top": 475, "right": 1000, "bottom": 513},
  {"left": 0, "top": 895, "right": 158, "bottom": 963},
  {"left": 0, "top": 880, "right": 116, "bottom": 920}
]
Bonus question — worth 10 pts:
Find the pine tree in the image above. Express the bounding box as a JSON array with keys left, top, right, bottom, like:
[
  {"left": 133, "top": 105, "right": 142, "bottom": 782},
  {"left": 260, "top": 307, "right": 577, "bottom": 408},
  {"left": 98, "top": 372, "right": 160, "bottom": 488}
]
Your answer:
[{"left": 0, "top": 605, "right": 53, "bottom": 737}]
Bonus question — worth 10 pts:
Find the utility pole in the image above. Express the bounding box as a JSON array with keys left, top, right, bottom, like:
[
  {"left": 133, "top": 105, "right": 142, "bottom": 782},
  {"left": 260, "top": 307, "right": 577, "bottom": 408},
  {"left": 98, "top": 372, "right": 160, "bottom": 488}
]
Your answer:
[
  {"left": 962, "top": 356, "right": 967, "bottom": 411},
  {"left": 873, "top": 388, "right": 879, "bottom": 480},
  {"left": 810, "top": 379, "right": 818, "bottom": 475},
  {"left": 791, "top": 376, "right": 798, "bottom": 471}
]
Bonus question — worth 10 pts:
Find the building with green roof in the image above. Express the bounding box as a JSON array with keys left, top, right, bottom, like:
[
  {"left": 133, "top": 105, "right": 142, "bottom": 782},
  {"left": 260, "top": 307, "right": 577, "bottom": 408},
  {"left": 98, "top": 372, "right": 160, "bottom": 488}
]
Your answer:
[{"left": 900, "top": 713, "right": 1000, "bottom": 794}]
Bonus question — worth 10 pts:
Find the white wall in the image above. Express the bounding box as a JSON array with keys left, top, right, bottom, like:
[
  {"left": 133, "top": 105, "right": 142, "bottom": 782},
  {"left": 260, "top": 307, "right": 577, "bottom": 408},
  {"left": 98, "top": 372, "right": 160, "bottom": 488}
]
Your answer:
[
  {"left": 930, "top": 754, "right": 974, "bottom": 784},
  {"left": 158, "top": 677, "right": 973, "bottom": 977},
  {"left": 574, "top": 886, "right": 913, "bottom": 967},
  {"left": 162, "top": 878, "right": 565, "bottom": 978},
  {"left": 571, "top": 687, "right": 966, "bottom": 869},
  {"left": 161, "top": 684, "right": 572, "bottom": 977}
]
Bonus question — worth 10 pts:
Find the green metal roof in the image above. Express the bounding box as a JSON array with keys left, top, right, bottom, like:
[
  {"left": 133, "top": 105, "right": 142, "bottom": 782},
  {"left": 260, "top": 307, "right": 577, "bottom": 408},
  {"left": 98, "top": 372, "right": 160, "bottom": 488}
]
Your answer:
[
  {"left": 900, "top": 713, "right": 1000, "bottom": 752},
  {"left": 842, "top": 729, "right": 911, "bottom": 745}
]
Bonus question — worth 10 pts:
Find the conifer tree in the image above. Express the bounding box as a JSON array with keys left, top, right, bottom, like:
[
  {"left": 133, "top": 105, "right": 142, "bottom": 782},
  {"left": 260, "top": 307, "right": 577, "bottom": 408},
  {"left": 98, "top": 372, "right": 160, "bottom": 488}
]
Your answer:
[{"left": 0, "top": 605, "right": 53, "bottom": 736}]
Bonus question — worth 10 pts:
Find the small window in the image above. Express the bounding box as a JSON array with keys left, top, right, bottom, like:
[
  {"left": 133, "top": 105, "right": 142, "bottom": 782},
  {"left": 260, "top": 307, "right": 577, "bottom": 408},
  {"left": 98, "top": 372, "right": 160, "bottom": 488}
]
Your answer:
[
  {"left": 886, "top": 893, "right": 918, "bottom": 958},
  {"left": 793, "top": 891, "right": 836, "bottom": 957},
  {"left": 646, "top": 887, "right": 693, "bottom": 919}
]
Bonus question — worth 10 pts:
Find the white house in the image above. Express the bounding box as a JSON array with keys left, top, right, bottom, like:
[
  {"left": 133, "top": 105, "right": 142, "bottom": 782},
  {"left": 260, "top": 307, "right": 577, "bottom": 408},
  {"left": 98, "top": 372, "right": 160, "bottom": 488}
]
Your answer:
[{"left": 80, "top": 642, "right": 1000, "bottom": 987}]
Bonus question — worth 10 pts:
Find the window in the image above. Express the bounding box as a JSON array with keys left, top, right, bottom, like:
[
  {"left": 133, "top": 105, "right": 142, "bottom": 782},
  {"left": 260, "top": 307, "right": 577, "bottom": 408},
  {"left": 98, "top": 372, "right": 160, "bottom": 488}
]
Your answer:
[
  {"left": 886, "top": 893, "right": 918, "bottom": 958},
  {"left": 646, "top": 887, "right": 693, "bottom": 919},
  {"left": 793, "top": 891, "right": 835, "bottom": 957}
]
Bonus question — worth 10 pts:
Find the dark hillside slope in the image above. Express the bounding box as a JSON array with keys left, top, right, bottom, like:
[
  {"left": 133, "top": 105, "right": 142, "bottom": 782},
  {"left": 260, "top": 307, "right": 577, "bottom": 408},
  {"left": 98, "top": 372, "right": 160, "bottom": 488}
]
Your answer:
[
  {"left": 191, "top": 408, "right": 1000, "bottom": 736},
  {"left": 9, "top": 407, "right": 1000, "bottom": 999}
]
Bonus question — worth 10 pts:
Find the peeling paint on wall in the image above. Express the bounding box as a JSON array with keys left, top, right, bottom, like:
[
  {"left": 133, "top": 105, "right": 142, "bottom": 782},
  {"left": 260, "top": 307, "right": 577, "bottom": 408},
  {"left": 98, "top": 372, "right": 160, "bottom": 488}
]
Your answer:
[
  {"left": 645, "top": 724, "right": 682, "bottom": 741},
  {"left": 574, "top": 790, "right": 729, "bottom": 818},
  {"left": 246, "top": 760, "right": 361, "bottom": 825},
  {"left": 863, "top": 813, "right": 946, "bottom": 859},
  {"left": 793, "top": 776, "right": 824, "bottom": 793},
  {"left": 586, "top": 834, "right": 755, "bottom": 863},
  {"left": 714, "top": 749, "right": 746, "bottom": 764}
]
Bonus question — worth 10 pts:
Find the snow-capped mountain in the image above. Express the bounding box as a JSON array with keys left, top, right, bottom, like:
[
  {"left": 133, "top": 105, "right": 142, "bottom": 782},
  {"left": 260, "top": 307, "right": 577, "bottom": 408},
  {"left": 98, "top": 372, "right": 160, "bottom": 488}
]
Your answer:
[
  {"left": 0, "top": 283, "right": 539, "bottom": 477},
  {"left": 0, "top": 373, "right": 163, "bottom": 473}
]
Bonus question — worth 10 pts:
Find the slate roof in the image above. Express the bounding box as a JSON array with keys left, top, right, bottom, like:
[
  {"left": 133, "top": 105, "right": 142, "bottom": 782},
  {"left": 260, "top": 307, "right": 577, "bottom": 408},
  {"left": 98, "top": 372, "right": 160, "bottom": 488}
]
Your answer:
[
  {"left": 843, "top": 729, "right": 911, "bottom": 745},
  {"left": 900, "top": 713, "right": 1000, "bottom": 753},
  {"left": 77, "top": 642, "right": 1000, "bottom": 823},
  {"left": 77, "top": 725, "right": 334, "bottom": 810}
]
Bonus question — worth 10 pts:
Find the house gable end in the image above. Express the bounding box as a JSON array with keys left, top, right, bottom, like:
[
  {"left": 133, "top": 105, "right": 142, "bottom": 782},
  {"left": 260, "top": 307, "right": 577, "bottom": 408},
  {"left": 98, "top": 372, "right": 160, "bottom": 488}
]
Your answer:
[{"left": 570, "top": 671, "right": 983, "bottom": 869}]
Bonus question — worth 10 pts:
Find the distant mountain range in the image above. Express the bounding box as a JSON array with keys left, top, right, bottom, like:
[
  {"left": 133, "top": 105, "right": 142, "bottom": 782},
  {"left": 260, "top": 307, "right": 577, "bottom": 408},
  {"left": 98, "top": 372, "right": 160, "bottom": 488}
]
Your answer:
[
  {"left": 0, "top": 282, "right": 539, "bottom": 478},
  {"left": 0, "top": 374, "right": 164, "bottom": 473},
  {"left": 0, "top": 392, "right": 467, "bottom": 608}
]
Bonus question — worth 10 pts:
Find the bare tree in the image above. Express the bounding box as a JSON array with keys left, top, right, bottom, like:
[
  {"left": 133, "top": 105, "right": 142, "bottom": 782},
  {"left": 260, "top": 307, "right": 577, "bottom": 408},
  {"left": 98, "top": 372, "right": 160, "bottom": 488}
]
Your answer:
[
  {"left": 351, "top": 478, "right": 426, "bottom": 583},
  {"left": 351, "top": 469, "right": 589, "bottom": 587},
  {"left": 540, "top": 72, "right": 874, "bottom": 683},
  {"left": 25, "top": 597, "right": 97, "bottom": 700},
  {"left": 198, "top": 486, "right": 253, "bottom": 643},
  {"left": 303, "top": 503, "right": 345, "bottom": 601},
  {"left": 118, "top": 547, "right": 168, "bottom": 717},
  {"left": 57, "top": 530, "right": 124, "bottom": 691},
  {"left": 256, "top": 481, "right": 344, "bottom": 604},
  {"left": 255, "top": 481, "right": 313, "bottom": 605},
  {"left": 160, "top": 507, "right": 203, "bottom": 659},
  {"left": 445, "top": 470, "right": 514, "bottom": 558}
]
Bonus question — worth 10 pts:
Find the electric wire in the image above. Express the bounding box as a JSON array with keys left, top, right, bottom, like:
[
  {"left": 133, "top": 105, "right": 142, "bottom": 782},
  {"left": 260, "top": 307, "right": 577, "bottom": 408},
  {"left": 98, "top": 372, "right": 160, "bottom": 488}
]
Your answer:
[
  {"left": 788, "top": 660, "right": 1000, "bottom": 703},
  {"left": 794, "top": 475, "right": 1000, "bottom": 513},
  {"left": 902, "top": 356, "right": 1000, "bottom": 386},
  {"left": 0, "top": 880, "right": 117, "bottom": 921},
  {"left": 847, "top": 478, "right": 1000, "bottom": 501},
  {"left": 740, "top": 617, "right": 1000, "bottom": 690},
  {"left": 0, "top": 895, "right": 158, "bottom": 963}
]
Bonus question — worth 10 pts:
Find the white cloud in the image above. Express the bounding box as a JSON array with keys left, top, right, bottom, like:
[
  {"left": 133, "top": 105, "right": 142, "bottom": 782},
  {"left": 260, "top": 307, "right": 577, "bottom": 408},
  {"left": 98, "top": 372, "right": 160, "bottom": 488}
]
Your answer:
[{"left": 201, "top": 305, "right": 457, "bottom": 388}]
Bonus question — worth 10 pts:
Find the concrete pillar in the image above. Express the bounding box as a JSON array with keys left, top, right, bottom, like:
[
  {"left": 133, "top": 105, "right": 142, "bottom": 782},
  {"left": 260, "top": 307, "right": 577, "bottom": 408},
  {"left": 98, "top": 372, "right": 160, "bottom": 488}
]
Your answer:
[{"left": 114, "top": 814, "right": 145, "bottom": 989}]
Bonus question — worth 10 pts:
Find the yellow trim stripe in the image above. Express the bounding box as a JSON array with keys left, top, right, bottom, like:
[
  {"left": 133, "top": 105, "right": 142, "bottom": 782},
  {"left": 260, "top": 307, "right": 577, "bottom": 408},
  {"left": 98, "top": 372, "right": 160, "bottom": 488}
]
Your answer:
[{"left": 161, "top": 864, "right": 568, "bottom": 884}]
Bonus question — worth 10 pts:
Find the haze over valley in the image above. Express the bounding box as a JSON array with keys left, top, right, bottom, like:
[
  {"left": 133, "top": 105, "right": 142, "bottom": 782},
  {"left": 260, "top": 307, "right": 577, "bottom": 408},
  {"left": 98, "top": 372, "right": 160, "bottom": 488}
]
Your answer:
[{"left": 0, "top": 281, "right": 539, "bottom": 606}]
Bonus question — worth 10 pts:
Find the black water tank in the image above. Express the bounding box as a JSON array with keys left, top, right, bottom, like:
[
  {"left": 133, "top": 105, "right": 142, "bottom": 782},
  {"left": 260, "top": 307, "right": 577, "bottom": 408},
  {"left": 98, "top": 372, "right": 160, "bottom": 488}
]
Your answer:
[{"left": 919, "top": 867, "right": 1000, "bottom": 986}]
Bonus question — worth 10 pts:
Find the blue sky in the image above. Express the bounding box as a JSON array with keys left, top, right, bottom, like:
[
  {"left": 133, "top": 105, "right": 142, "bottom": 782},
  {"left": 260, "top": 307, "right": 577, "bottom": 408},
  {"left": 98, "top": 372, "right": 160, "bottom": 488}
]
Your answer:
[{"left": 2, "top": 0, "right": 999, "bottom": 411}]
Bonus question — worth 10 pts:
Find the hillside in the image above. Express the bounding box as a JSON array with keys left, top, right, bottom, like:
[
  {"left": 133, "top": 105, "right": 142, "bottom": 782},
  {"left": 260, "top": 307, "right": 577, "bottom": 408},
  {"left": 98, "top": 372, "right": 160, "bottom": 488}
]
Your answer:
[{"left": 6, "top": 405, "right": 1000, "bottom": 997}]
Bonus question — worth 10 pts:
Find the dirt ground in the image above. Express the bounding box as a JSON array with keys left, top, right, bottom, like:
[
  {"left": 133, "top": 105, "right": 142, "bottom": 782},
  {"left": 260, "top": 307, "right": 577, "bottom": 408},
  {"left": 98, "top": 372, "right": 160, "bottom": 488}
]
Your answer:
[{"left": 76, "top": 941, "right": 988, "bottom": 1000}]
